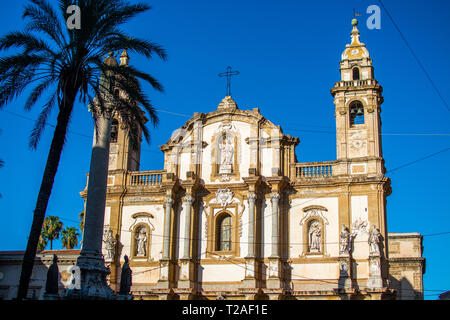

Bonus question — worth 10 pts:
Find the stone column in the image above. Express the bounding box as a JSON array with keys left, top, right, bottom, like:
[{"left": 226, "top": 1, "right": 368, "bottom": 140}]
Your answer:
[
  {"left": 243, "top": 192, "right": 258, "bottom": 291},
  {"left": 162, "top": 197, "right": 174, "bottom": 260},
  {"left": 267, "top": 193, "right": 283, "bottom": 293},
  {"left": 247, "top": 192, "right": 257, "bottom": 258},
  {"left": 270, "top": 193, "right": 280, "bottom": 258},
  {"left": 367, "top": 225, "right": 384, "bottom": 289},
  {"left": 178, "top": 194, "right": 196, "bottom": 295},
  {"left": 65, "top": 110, "right": 115, "bottom": 299},
  {"left": 182, "top": 195, "right": 193, "bottom": 259},
  {"left": 158, "top": 197, "right": 174, "bottom": 293}
]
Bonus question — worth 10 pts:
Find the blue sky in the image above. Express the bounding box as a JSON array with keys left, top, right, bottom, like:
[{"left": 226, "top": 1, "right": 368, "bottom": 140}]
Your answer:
[{"left": 0, "top": 0, "right": 449, "bottom": 299}]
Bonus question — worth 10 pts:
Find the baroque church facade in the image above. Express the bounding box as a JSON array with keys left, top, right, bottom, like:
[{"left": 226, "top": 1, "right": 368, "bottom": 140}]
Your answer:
[{"left": 85, "top": 19, "right": 424, "bottom": 300}]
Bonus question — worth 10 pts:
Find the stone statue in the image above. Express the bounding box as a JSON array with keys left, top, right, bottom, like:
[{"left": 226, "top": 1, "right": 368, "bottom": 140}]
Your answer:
[
  {"left": 45, "top": 255, "right": 59, "bottom": 295},
  {"left": 340, "top": 224, "right": 351, "bottom": 255},
  {"left": 219, "top": 136, "right": 234, "bottom": 166},
  {"left": 103, "top": 228, "right": 117, "bottom": 261},
  {"left": 368, "top": 225, "right": 381, "bottom": 255},
  {"left": 308, "top": 221, "right": 321, "bottom": 252},
  {"left": 119, "top": 255, "right": 132, "bottom": 295},
  {"left": 135, "top": 227, "right": 147, "bottom": 256}
]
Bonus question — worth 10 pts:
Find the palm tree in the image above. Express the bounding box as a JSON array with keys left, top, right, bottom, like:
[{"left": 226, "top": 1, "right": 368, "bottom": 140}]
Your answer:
[
  {"left": 78, "top": 210, "right": 85, "bottom": 234},
  {"left": 42, "top": 216, "right": 63, "bottom": 250},
  {"left": 78, "top": 210, "right": 85, "bottom": 246},
  {"left": 37, "top": 233, "right": 48, "bottom": 251},
  {"left": 61, "top": 226, "right": 80, "bottom": 249},
  {"left": 0, "top": 0, "right": 166, "bottom": 300}
]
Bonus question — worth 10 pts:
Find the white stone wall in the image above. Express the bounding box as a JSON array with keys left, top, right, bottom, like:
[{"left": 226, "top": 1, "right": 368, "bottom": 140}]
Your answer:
[
  {"left": 120, "top": 205, "right": 164, "bottom": 262},
  {"left": 200, "top": 264, "right": 245, "bottom": 282},
  {"left": 289, "top": 197, "right": 340, "bottom": 258},
  {"left": 350, "top": 195, "right": 370, "bottom": 259}
]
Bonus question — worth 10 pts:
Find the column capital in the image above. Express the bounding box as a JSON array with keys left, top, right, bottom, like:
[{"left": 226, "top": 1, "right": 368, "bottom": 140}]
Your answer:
[
  {"left": 247, "top": 192, "right": 257, "bottom": 202},
  {"left": 164, "top": 197, "right": 174, "bottom": 206},
  {"left": 270, "top": 193, "right": 280, "bottom": 202},
  {"left": 184, "top": 195, "right": 194, "bottom": 205}
]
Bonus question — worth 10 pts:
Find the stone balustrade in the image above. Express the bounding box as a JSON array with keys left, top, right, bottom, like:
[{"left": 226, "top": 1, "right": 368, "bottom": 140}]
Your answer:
[
  {"left": 293, "top": 161, "right": 336, "bottom": 178},
  {"left": 334, "top": 79, "right": 378, "bottom": 88},
  {"left": 129, "top": 170, "right": 165, "bottom": 185}
]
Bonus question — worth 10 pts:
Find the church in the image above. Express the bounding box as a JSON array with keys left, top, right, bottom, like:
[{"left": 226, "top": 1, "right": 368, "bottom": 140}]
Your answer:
[
  {"left": 0, "top": 18, "right": 425, "bottom": 300},
  {"left": 94, "top": 18, "right": 424, "bottom": 300}
]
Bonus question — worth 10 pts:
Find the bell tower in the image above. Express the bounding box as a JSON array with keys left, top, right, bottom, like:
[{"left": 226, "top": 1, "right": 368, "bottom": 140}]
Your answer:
[
  {"left": 108, "top": 50, "right": 143, "bottom": 173},
  {"left": 331, "top": 18, "right": 385, "bottom": 176}
]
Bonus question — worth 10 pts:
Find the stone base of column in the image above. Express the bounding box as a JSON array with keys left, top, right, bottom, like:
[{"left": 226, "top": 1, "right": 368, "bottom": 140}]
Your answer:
[
  {"left": 173, "top": 288, "right": 197, "bottom": 300},
  {"left": 267, "top": 258, "right": 283, "bottom": 289},
  {"left": 241, "top": 278, "right": 258, "bottom": 289},
  {"left": 241, "top": 257, "right": 258, "bottom": 288},
  {"left": 264, "top": 288, "right": 284, "bottom": 300},
  {"left": 153, "top": 288, "right": 179, "bottom": 300},
  {"left": 238, "top": 287, "right": 260, "bottom": 300},
  {"left": 178, "top": 259, "right": 196, "bottom": 289},
  {"left": 63, "top": 251, "right": 115, "bottom": 300},
  {"left": 364, "top": 288, "right": 396, "bottom": 300},
  {"left": 337, "top": 256, "right": 352, "bottom": 292},
  {"left": 156, "top": 259, "right": 170, "bottom": 288},
  {"left": 367, "top": 255, "right": 384, "bottom": 290}
]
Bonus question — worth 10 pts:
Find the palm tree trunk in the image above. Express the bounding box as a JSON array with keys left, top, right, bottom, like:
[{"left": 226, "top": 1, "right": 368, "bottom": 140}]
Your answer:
[{"left": 16, "top": 91, "right": 77, "bottom": 300}]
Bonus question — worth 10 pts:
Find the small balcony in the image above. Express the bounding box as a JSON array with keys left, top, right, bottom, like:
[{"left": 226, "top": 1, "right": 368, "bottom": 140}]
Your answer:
[
  {"left": 292, "top": 161, "right": 336, "bottom": 179},
  {"left": 334, "top": 79, "right": 378, "bottom": 88},
  {"left": 128, "top": 170, "right": 165, "bottom": 186}
]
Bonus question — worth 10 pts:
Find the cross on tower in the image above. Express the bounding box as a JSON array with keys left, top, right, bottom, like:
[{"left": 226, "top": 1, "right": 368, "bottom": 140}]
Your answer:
[
  {"left": 353, "top": 8, "right": 362, "bottom": 18},
  {"left": 218, "top": 66, "right": 240, "bottom": 97}
]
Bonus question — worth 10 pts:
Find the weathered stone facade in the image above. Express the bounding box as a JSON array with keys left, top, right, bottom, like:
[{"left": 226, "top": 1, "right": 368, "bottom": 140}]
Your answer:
[{"left": 0, "top": 18, "right": 425, "bottom": 300}]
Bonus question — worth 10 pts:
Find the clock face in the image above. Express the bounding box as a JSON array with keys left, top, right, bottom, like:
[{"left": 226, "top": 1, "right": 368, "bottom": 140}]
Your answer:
[{"left": 350, "top": 48, "right": 361, "bottom": 57}]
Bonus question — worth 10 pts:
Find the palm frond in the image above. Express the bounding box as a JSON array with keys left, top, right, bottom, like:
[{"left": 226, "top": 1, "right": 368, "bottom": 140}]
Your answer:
[
  {"left": 24, "top": 77, "right": 56, "bottom": 111},
  {"left": 29, "top": 91, "right": 57, "bottom": 149},
  {"left": 23, "top": 0, "right": 66, "bottom": 48},
  {"left": 0, "top": 31, "right": 54, "bottom": 55}
]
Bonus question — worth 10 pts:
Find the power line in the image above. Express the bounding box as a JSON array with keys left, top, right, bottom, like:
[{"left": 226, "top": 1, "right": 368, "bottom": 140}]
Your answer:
[
  {"left": 58, "top": 214, "right": 450, "bottom": 248},
  {"left": 378, "top": 0, "right": 450, "bottom": 112},
  {"left": 387, "top": 146, "right": 450, "bottom": 173},
  {"left": 3, "top": 109, "right": 450, "bottom": 139}
]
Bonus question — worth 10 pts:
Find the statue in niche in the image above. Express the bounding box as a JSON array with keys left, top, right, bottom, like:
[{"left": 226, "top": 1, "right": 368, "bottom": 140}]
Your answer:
[
  {"left": 368, "top": 224, "right": 381, "bottom": 255},
  {"left": 340, "top": 224, "right": 351, "bottom": 255},
  {"left": 135, "top": 227, "right": 147, "bottom": 256},
  {"left": 103, "top": 228, "right": 117, "bottom": 261},
  {"left": 308, "top": 220, "right": 321, "bottom": 253},
  {"left": 219, "top": 135, "right": 234, "bottom": 174}
]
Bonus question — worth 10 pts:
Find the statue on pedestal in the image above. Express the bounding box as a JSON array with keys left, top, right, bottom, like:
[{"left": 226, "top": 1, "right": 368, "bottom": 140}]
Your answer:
[
  {"left": 119, "top": 255, "right": 132, "bottom": 296},
  {"left": 368, "top": 225, "right": 381, "bottom": 255},
  {"left": 219, "top": 136, "right": 234, "bottom": 174},
  {"left": 340, "top": 225, "right": 352, "bottom": 255},
  {"left": 45, "top": 255, "right": 60, "bottom": 295}
]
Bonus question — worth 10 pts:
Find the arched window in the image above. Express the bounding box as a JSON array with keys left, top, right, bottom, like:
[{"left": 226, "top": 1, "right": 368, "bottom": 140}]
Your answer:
[
  {"left": 216, "top": 213, "right": 232, "bottom": 251},
  {"left": 352, "top": 67, "right": 360, "bottom": 80},
  {"left": 111, "top": 119, "right": 118, "bottom": 143},
  {"left": 350, "top": 101, "right": 364, "bottom": 126}
]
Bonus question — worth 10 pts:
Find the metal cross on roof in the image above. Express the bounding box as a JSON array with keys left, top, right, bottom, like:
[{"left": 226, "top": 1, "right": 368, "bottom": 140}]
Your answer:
[
  {"left": 218, "top": 66, "right": 240, "bottom": 97},
  {"left": 353, "top": 8, "right": 362, "bottom": 17}
]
